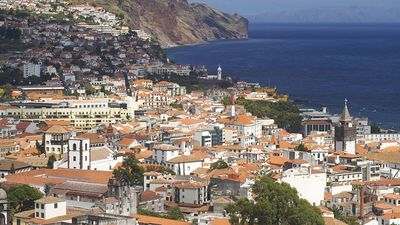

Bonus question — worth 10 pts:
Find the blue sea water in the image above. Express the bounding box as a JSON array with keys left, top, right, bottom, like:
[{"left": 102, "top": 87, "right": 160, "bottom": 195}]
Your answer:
[{"left": 166, "top": 23, "right": 400, "bottom": 130}]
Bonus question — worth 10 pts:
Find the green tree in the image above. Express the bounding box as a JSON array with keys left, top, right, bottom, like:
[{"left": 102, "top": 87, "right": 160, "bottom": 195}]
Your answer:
[
  {"left": 85, "top": 85, "right": 97, "bottom": 96},
  {"left": 113, "top": 154, "right": 144, "bottom": 186},
  {"left": 294, "top": 144, "right": 308, "bottom": 152},
  {"left": 222, "top": 96, "right": 302, "bottom": 133},
  {"left": 7, "top": 185, "right": 43, "bottom": 213},
  {"left": 138, "top": 208, "right": 161, "bottom": 217},
  {"left": 36, "top": 140, "right": 45, "bottom": 154},
  {"left": 225, "top": 176, "right": 324, "bottom": 225},
  {"left": 144, "top": 164, "right": 176, "bottom": 175},
  {"left": 167, "top": 206, "right": 185, "bottom": 221},
  {"left": 371, "top": 122, "right": 381, "bottom": 134},
  {"left": 209, "top": 159, "right": 229, "bottom": 171},
  {"left": 47, "top": 155, "right": 57, "bottom": 169},
  {"left": 10, "top": 163, "right": 15, "bottom": 174}
]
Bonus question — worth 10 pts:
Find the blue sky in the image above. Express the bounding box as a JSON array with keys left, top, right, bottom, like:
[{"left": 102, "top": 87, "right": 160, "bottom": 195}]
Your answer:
[{"left": 189, "top": 0, "right": 400, "bottom": 15}]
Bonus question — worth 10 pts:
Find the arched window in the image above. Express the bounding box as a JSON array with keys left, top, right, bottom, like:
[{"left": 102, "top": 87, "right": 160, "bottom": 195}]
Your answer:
[
  {"left": 73, "top": 143, "right": 77, "bottom": 151},
  {"left": 85, "top": 144, "right": 88, "bottom": 151}
]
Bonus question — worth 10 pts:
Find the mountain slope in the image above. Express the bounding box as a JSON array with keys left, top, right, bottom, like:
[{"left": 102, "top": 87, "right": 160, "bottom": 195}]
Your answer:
[{"left": 84, "top": 0, "right": 248, "bottom": 47}]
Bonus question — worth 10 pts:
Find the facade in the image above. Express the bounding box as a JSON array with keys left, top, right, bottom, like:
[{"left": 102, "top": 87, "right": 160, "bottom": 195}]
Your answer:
[
  {"left": 43, "top": 125, "right": 72, "bottom": 156},
  {"left": 173, "top": 181, "right": 208, "bottom": 205},
  {"left": 0, "top": 99, "right": 138, "bottom": 130},
  {"left": 67, "top": 138, "right": 91, "bottom": 170},
  {"left": 19, "top": 86, "right": 64, "bottom": 97},
  {"left": 151, "top": 144, "right": 180, "bottom": 165},
  {"left": 282, "top": 167, "right": 327, "bottom": 206},
  {"left": 34, "top": 197, "right": 66, "bottom": 220},
  {"left": 104, "top": 178, "right": 140, "bottom": 216},
  {"left": 23, "top": 63, "right": 41, "bottom": 78}
]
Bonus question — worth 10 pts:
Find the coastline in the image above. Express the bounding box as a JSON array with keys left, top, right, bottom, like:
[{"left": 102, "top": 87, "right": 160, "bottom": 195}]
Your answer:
[
  {"left": 165, "top": 23, "right": 400, "bottom": 131},
  {"left": 161, "top": 37, "right": 249, "bottom": 49}
]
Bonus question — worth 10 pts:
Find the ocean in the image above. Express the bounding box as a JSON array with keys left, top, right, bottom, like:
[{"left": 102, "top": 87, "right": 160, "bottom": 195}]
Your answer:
[{"left": 166, "top": 23, "right": 400, "bottom": 130}]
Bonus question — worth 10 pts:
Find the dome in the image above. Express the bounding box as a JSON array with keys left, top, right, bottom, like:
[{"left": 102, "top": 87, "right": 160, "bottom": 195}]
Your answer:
[{"left": 0, "top": 188, "right": 6, "bottom": 200}]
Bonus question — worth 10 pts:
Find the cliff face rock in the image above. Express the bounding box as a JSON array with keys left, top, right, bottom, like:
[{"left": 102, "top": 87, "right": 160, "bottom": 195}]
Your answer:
[{"left": 104, "top": 0, "right": 248, "bottom": 47}]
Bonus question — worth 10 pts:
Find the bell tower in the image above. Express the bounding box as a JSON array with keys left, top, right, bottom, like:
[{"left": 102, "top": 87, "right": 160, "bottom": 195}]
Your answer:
[
  {"left": 217, "top": 65, "right": 222, "bottom": 80},
  {"left": 334, "top": 99, "right": 357, "bottom": 154}
]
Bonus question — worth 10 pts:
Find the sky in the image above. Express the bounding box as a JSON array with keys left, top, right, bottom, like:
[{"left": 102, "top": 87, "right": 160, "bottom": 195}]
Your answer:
[{"left": 189, "top": 0, "right": 400, "bottom": 16}]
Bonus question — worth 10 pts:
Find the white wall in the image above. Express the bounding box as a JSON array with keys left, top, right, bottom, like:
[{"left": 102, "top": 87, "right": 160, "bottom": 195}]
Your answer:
[{"left": 282, "top": 168, "right": 326, "bottom": 206}]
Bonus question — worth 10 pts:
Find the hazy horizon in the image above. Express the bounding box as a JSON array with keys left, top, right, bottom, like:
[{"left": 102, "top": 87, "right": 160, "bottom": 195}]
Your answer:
[{"left": 190, "top": 0, "right": 400, "bottom": 23}]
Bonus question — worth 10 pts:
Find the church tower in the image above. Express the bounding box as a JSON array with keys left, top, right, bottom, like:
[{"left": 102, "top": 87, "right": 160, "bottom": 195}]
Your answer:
[
  {"left": 334, "top": 99, "right": 357, "bottom": 154},
  {"left": 217, "top": 65, "right": 222, "bottom": 80},
  {"left": 67, "top": 138, "right": 90, "bottom": 170}
]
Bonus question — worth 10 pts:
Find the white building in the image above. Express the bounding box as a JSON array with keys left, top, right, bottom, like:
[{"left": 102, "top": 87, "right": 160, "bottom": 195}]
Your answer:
[
  {"left": 282, "top": 167, "right": 327, "bottom": 206},
  {"left": 217, "top": 65, "right": 222, "bottom": 80},
  {"left": 34, "top": 197, "right": 66, "bottom": 221},
  {"left": 67, "top": 138, "right": 90, "bottom": 170},
  {"left": 43, "top": 125, "right": 73, "bottom": 156},
  {"left": 194, "top": 130, "right": 212, "bottom": 147},
  {"left": 23, "top": 63, "right": 41, "bottom": 78},
  {"left": 54, "top": 139, "right": 121, "bottom": 171},
  {"left": 173, "top": 181, "right": 208, "bottom": 205},
  {"left": 151, "top": 144, "right": 180, "bottom": 165},
  {"left": 167, "top": 155, "right": 204, "bottom": 175}
]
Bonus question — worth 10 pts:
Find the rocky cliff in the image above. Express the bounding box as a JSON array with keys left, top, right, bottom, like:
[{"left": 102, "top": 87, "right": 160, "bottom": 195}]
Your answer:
[{"left": 89, "top": 0, "right": 248, "bottom": 47}]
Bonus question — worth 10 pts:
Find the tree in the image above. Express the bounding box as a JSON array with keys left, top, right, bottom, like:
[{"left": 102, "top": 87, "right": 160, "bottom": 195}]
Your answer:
[
  {"left": 209, "top": 159, "right": 229, "bottom": 171},
  {"left": 371, "top": 122, "right": 381, "bottom": 134},
  {"left": 10, "top": 163, "right": 15, "bottom": 174},
  {"left": 144, "top": 164, "right": 176, "bottom": 175},
  {"left": 222, "top": 97, "right": 303, "bottom": 133},
  {"left": 36, "top": 140, "right": 45, "bottom": 154},
  {"left": 85, "top": 85, "right": 97, "bottom": 96},
  {"left": 294, "top": 144, "right": 308, "bottom": 152},
  {"left": 7, "top": 185, "right": 43, "bottom": 213},
  {"left": 47, "top": 155, "right": 57, "bottom": 169},
  {"left": 167, "top": 206, "right": 185, "bottom": 221},
  {"left": 138, "top": 207, "right": 186, "bottom": 221},
  {"left": 113, "top": 154, "right": 144, "bottom": 186},
  {"left": 225, "top": 176, "right": 324, "bottom": 225}
]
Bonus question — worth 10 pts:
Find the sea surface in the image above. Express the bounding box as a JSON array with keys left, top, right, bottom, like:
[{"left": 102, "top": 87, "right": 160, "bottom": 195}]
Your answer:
[{"left": 166, "top": 23, "right": 400, "bottom": 130}]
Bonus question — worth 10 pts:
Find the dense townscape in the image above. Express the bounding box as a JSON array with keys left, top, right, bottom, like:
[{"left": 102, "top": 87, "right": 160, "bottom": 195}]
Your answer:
[{"left": 0, "top": 1, "right": 399, "bottom": 225}]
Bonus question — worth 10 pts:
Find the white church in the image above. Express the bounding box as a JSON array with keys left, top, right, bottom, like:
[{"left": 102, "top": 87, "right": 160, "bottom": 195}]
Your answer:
[
  {"left": 54, "top": 138, "right": 123, "bottom": 171},
  {"left": 202, "top": 65, "right": 223, "bottom": 80}
]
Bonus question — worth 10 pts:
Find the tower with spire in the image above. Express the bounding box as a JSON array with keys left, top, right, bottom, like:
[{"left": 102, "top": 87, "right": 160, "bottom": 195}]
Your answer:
[
  {"left": 334, "top": 99, "right": 357, "bottom": 154},
  {"left": 217, "top": 65, "right": 222, "bottom": 80}
]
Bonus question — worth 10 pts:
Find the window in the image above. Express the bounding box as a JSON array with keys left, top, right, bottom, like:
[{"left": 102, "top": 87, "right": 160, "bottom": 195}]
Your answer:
[
  {"left": 54, "top": 203, "right": 58, "bottom": 208},
  {"left": 36, "top": 212, "right": 39, "bottom": 217},
  {"left": 41, "top": 213, "right": 44, "bottom": 218},
  {"left": 16, "top": 219, "right": 21, "bottom": 225},
  {"left": 36, "top": 203, "right": 39, "bottom": 208},
  {"left": 41, "top": 204, "right": 44, "bottom": 209},
  {"left": 73, "top": 156, "right": 76, "bottom": 161}
]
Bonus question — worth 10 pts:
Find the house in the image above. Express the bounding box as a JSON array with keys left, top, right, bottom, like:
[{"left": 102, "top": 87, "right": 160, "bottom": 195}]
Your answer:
[
  {"left": 0, "top": 159, "right": 31, "bottom": 180},
  {"left": 138, "top": 190, "right": 165, "bottom": 213},
  {"left": 13, "top": 197, "right": 85, "bottom": 225},
  {"left": 43, "top": 125, "right": 72, "bottom": 156},
  {"left": 173, "top": 179, "right": 209, "bottom": 205},
  {"left": 167, "top": 154, "right": 205, "bottom": 175}
]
